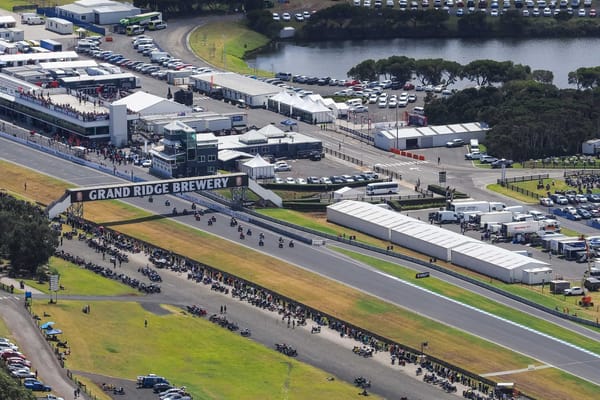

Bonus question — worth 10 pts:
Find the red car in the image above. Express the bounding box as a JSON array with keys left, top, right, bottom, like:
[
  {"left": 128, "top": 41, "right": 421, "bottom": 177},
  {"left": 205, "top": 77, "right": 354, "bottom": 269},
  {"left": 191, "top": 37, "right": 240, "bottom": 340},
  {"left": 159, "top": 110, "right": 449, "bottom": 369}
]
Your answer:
[
  {"left": 403, "top": 82, "right": 415, "bottom": 90},
  {"left": 344, "top": 79, "right": 360, "bottom": 86}
]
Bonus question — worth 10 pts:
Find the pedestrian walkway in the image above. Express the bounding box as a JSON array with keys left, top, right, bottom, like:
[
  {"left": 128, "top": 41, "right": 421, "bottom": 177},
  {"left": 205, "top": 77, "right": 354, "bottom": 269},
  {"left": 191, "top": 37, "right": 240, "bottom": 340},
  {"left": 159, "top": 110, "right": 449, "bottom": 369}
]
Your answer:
[
  {"left": 0, "top": 276, "right": 44, "bottom": 294},
  {"left": 376, "top": 160, "right": 430, "bottom": 169}
]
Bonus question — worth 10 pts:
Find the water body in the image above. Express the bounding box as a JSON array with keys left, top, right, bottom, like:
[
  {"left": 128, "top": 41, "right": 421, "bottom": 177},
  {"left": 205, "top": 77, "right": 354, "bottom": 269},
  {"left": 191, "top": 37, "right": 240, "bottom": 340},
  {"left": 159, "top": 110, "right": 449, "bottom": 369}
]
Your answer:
[{"left": 249, "top": 37, "right": 600, "bottom": 88}]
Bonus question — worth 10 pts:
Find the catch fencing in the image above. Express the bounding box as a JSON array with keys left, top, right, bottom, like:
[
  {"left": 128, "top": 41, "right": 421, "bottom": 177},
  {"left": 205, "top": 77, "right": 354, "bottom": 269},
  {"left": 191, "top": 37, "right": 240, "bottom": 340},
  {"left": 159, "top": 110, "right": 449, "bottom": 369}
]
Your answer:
[{"left": 497, "top": 174, "right": 550, "bottom": 200}]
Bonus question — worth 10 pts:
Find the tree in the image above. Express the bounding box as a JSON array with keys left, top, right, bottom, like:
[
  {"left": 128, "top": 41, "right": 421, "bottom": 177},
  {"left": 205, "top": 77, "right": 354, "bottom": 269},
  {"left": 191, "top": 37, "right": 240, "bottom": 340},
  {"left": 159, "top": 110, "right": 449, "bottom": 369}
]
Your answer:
[
  {"left": 568, "top": 67, "right": 600, "bottom": 89},
  {"left": 532, "top": 69, "right": 554, "bottom": 84},
  {"left": 414, "top": 58, "right": 446, "bottom": 85},
  {"left": 347, "top": 59, "right": 378, "bottom": 81},
  {"left": 0, "top": 195, "right": 58, "bottom": 277},
  {"left": 0, "top": 369, "right": 36, "bottom": 400},
  {"left": 382, "top": 56, "right": 415, "bottom": 84}
]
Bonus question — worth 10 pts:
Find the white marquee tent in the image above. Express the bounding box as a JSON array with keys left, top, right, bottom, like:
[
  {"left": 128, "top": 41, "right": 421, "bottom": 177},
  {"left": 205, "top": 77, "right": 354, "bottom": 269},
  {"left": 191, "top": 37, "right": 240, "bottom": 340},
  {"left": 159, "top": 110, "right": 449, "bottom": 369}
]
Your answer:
[{"left": 239, "top": 154, "right": 274, "bottom": 179}]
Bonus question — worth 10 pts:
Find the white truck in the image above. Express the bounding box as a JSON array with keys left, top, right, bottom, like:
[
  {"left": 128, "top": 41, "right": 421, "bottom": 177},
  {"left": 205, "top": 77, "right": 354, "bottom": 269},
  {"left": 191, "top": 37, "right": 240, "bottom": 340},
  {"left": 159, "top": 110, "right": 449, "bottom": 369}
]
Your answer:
[
  {"left": 430, "top": 210, "right": 459, "bottom": 224},
  {"left": 448, "top": 200, "right": 506, "bottom": 214},
  {"left": 478, "top": 211, "right": 514, "bottom": 229},
  {"left": 500, "top": 220, "right": 541, "bottom": 237},
  {"left": 21, "top": 13, "right": 44, "bottom": 25}
]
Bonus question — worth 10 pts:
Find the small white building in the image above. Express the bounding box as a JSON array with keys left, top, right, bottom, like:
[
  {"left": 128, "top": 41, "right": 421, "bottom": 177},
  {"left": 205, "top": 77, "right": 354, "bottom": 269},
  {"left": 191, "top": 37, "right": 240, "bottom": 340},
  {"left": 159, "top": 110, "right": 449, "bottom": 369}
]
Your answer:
[
  {"left": 374, "top": 122, "right": 488, "bottom": 151},
  {"left": 0, "top": 16, "right": 17, "bottom": 28},
  {"left": 46, "top": 17, "right": 73, "bottom": 35},
  {"left": 190, "top": 72, "right": 283, "bottom": 108},
  {"left": 582, "top": 139, "right": 600, "bottom": 155},
  {"left": 239, "top": 154, "right": 274, "bottom": 179},
  {"left": 56, "top": 0, "right": 141, "bottom": 25},
  {"left": 0, "top": 28, "right": 24, "bottom": 42},
  {"left": 522, "top": 267, "right": 553, "bottom": 285}
]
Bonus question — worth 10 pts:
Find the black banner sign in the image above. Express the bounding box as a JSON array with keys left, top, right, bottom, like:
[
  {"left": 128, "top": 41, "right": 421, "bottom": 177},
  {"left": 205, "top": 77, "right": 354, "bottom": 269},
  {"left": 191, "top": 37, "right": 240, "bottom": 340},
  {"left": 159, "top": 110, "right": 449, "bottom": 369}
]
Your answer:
[
  {"left": 415, "top": 272, "right": 430, "bottom": 279},
  {"left": 69, "top": 174, "right": 248, "bottom": 203}
]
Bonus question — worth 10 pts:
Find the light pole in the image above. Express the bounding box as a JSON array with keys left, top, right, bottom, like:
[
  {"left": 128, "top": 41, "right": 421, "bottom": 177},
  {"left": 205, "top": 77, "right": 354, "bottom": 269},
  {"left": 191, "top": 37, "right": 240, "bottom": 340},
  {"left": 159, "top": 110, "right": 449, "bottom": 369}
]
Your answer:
[
  {"left": 420, "top": 341, "right": 428, "bottom": 358},
  {"left": 395, "top": 104, "right": 399, "bottom": 151}
]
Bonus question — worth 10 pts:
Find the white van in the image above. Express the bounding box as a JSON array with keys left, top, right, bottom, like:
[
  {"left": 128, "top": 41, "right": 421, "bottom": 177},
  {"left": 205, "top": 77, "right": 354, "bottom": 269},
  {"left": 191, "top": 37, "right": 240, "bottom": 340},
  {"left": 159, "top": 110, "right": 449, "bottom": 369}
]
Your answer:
[
  {"left": 345, "top": 98, "right": 363, "bottom": 107},
  {"left": 413, "top": 106, "right": 425, "bottom": 115}
]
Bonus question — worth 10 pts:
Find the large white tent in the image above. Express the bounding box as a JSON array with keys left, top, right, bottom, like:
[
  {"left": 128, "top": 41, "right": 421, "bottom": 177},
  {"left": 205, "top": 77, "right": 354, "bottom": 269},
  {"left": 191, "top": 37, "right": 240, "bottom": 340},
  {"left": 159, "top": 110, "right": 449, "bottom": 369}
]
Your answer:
[
  {"left": 451, "top": 242, "right": 549, "bottom": 283},
  {"left": 391, "top": 222, "right": 478, "bottom": 262},
  {"left": 239, "top": 154, "right": 274, "bottom": 179},
  {"left": 327, "top": 200, "right": 418, "bottom": 241}
]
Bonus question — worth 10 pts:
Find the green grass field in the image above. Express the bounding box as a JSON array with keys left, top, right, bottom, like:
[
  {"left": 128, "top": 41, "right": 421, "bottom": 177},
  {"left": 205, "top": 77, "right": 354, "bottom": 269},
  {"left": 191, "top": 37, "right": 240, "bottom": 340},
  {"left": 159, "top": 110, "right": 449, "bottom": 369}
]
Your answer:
[
  {"left": 333, "top": 247, "right": 600, "bottom": 349},
  {"left": 189, "top": 21, "right": 271, "bottom": 75},
  {"left": 32, "top": 300, "right": 375, "bottom": 400},
  {"left": 22, "top": 257, "right": 140, "bottom": 297},
  {"left": 4, "top": 158, "right": 599, "bottom": 399}
]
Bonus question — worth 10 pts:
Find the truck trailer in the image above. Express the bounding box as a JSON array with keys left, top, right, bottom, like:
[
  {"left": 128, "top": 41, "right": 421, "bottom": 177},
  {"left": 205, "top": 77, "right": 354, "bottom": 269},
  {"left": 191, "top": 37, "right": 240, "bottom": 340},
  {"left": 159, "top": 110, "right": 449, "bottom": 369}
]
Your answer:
[
  {"left": 40, "top": 39, "right": 62, "bottom": 52},
  {"left": 448, "top": 200, "right": 506, "bottom": 214}
]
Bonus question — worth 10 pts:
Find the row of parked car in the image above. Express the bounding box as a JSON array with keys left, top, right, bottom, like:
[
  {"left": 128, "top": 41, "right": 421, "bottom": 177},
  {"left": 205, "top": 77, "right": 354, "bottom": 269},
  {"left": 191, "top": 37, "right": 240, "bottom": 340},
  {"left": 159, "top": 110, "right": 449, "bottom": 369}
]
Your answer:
[
  {"left": 1, "top": 337, "right": 56, "bottom": 394},
  {"left": 85, "top": 35, "right": 214, "bottom": 81},
  {"left": 353, "top": 0, "right": 595, "bottom": 10},
  {"left": 273, "top": 171, "right": 379, "bottom": 185},
  {"left": 272, "top": 10, "right": 314, "bottom": 21},
  {"left": 541, "top": 192, "right": 600, "bottom": 206}
]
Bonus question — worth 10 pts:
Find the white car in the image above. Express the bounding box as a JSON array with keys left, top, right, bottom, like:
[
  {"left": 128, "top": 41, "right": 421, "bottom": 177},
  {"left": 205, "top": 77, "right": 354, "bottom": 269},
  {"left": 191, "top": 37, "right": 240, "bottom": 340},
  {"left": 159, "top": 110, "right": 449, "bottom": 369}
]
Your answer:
[
  {"left": 274, "top": 162, "right": 291, "bottom": 172},
  {"left": 282, "top": 12, "right": 291, "bottom": 21},
  {"left": 297, "top": 178, "right": 307, "bottom": 184},
  {"left": 564, "top": 286, "right": 584, "bottom": 296},
  {"left": 272, "top": 13, "right": 280, "bottom": 20},
  {"left": 141, "top": 159, "right": 152, "bottom": 168},
  {"left": 539, "top": 197, "right": 554, "bottom": 207},
  {"left": 12, "top": 369, "right": 36, "bottom": 379},
  {"left": 285, "top": 177, "right": 296, "bottom": 184},
  {"left": 320, "top": 177, "right": 332, "bottom": 184}
]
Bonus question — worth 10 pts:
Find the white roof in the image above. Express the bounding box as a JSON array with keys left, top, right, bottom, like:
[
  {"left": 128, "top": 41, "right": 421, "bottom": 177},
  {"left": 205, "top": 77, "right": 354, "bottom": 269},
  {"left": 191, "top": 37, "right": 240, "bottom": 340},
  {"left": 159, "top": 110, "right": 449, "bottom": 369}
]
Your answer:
[
  {"left": 47, "top": 17, "right": 73, "bottom": 24},
  {"left": 392, "top": 222, "right": 476, "bottom": 249},
  {"left": 218, "top": 149, "right": 253, "bottom": 162},
  {"left": 112, "top": 91, "right": 188, "bottom": 115},
  {"left": 0, "top": 16, "right": 16, "bottom": 24},
  {"left": 452, "top": 242, "right": 549, "bottom": 270},
  {"left": 0, "top": 51, "right": 78, "bottom": 63},
  {"left": 192, "top": 72, "right": 283, "bottom": 96},
  {"left": 378, "top": 122, "right": 488, "bottom": 139},
  {"left": 40, "top": 60, "right": 97, "bottom": 69},
  {"left": 257, "top": 124, "right": 285, "bottom": 138},
  {"left": 523, "top": 267, "right": 553, "bottom": 273},
  {"left": 244, "top": 154, "right": 271, "bottom": 168}
]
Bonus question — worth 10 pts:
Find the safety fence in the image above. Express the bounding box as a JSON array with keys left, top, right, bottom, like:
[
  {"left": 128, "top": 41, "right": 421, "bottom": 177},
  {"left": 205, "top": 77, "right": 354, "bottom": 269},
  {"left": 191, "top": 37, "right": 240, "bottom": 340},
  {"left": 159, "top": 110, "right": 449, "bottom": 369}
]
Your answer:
[
  {"left": 564, "top": 169, "right": 600, "bottom": 177},
  {"left": 498, "top": 174, "right": 549, "bottom": 184},
  {"left": 323, "top": 146, "right": 364, "bottom": 167},
  {"left": 496, "top": 174, "right": 550, "bottom": 200},
  {"left": 338, "top": 125, "right": 374, "bottom": 143}
]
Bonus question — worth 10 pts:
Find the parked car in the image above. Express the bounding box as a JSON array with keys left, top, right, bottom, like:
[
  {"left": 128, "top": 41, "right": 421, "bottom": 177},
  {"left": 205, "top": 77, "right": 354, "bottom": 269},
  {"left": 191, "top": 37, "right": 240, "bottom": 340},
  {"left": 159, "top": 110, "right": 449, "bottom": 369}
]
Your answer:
[
  {"left": 307, "top": 176, "right": 320, "bottom": 184},
  {"left": 479, "top": 155, "right": 499, "bottom": 164},
  {"left": 564, "top": 286, "right": 584, "bottom": 296},
  {"left": 490, "top": 158, "right": 513, "bottom": 168},
  {"left": 23, "top": 379, "right": 51, "bottom": 391},
  {"left": 465, "top": 152, "right": 483, "bottom": 160},
  {"left": 285, "top": 177, "right": 296, "bottom": 184},
  {"left": 446, "top": 138, "right": 465, "bottom": 148},
  {"left": 577, "top": 208, "right": 592, "bottom": 219},
  {"left": 319, "top": 177, "right": 332, "bottom": 184},
  {"left": 11, "top": 369, "right": 36, "bottom": 379},
  {"left": 141, "top": 159, "right": 152, "bottom": 168},
  {"left": 274, "top": 162, "right": 291, "bottom": 172},
  {"left": 330, "top": 176, "right": 344, "bottom": 184},
  {"left": 539, "top": 197, "right": 554, "bottom": 207},
  {"left": 588, "top": 193, "right": 600, "bottom": 203},
  {"left": 575, "top": 194, "right": 588, "bottom": 203}
]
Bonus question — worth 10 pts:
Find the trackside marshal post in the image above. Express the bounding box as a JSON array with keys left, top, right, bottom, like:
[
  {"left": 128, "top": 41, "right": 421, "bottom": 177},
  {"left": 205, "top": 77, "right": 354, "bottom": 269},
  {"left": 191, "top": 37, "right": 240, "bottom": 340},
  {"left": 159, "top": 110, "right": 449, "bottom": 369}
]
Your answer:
[{"left": 69, "top": 173, "right": 248, "bottom": 202}]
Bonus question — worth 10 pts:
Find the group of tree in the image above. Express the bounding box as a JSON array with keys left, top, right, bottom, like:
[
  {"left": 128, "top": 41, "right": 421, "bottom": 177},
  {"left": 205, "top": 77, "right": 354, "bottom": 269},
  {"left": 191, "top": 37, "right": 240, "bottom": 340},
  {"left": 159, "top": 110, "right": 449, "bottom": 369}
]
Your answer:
[
  {"left": 425, "top": 81, "right": 600, "bottom": 161},
  {"left": 0, "top": 194, "right": 58, "bottom": 278},
  {"left": 298, "top": 4, "right": 600, "bottom": 41},
  {"left": 347, "top": 57, "right": 543, "bottom": 86},
  {"left": 132, "top": 0, "right": 264, "bottom": 18},
  {"left": 0, "top": 370, "right": 36, "bottom": 400}
]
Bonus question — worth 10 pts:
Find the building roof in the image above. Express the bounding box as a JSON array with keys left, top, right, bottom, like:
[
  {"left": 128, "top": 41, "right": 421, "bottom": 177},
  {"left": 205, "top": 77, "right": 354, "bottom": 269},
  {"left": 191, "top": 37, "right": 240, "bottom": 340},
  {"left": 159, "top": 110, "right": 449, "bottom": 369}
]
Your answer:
[
  {"left": 0, "top": 51, "right": 78, "bottom": 63},
  {"left": 40, "top": 60, "right": 97, "bottom": 70},
  {"left": 218, "top": 149, "right": 252, "bottom": 162},
  {"left": 392, "top": 221, "right": 477, "bottom": 249},
  {"left": 0, "top": 16, "right": 16, "bottom": 24},
  {"left": 113, "top": 91, "right": 188, "bottom": 115},
  {"left": 191, "top": 72, "right": 283, "bottom": 97},
  {"left": 452, "top": 242, "right": 548, "bottom": 270},
  {"left": 243, "top": 154, "right": 271, "bottom": 168},
  {"left": 257, "top": 124, "right": 285, "bottom": 138},
  {"left": 378, "top": 122, "right": 488, "bottom": 140},
  {"left": 217, "top": 129, "right": 319, "bottom": 151}
]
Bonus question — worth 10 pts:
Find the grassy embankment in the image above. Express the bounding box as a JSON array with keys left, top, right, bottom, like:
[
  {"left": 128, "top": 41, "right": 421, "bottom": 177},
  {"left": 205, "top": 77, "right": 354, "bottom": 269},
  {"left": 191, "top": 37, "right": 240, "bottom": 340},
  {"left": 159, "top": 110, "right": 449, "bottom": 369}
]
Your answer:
[
  {"left": 1, "top": 159, "right": 599, "bottom": 399},
  {"left": 257, "top": 208, "right": 600, "bottom": 321},
  {"left": 31, "top": 301, "right": 369, "bottom": 400},
  {"left": 23, "top": 257, "right": 141, "bottom": 297},
  {"left": 189, "top": 21, "right": 271, "bottom": 76}
]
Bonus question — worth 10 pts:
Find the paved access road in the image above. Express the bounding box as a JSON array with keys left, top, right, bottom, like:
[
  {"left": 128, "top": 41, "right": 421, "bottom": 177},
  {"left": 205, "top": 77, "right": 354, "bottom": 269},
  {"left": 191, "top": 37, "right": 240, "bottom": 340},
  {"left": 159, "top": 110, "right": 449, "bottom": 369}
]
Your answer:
[{"left": 2, "top": 137, "right": 600, "bottom": 391}]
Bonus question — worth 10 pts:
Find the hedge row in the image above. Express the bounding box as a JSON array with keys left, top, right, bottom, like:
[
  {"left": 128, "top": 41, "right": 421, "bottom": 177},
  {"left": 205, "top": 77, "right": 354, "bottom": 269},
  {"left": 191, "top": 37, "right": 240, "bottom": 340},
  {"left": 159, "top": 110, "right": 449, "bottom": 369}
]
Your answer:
[{"left": 427, "top": 184, "right": 468, "bottom": 199}]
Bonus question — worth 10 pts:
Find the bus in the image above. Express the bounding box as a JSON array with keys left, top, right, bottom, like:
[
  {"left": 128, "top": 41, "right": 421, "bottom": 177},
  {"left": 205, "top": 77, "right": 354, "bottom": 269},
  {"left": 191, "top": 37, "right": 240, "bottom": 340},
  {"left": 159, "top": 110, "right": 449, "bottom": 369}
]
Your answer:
[
  {"left": 58, "top": 73, "right": 141, "bottom": 92},
  {"left": 366, "top": 182, "right": 399, "bottom": 196},
  {"left": 119, "top": 11, "right": 162, "bottom": 27}
]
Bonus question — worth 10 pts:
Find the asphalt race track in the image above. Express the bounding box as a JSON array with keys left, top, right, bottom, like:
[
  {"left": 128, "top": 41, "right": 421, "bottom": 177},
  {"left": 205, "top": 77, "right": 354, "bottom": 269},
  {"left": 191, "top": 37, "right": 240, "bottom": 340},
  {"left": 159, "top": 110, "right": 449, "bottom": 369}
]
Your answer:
[{"left": 2, "top": 137, "right": 600, "bottom": 389}]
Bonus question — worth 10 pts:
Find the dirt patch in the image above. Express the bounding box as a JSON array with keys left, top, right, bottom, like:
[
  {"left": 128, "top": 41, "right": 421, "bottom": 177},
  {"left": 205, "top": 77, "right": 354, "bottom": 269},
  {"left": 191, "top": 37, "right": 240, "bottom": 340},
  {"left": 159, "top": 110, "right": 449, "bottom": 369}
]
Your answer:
[{"left": 140, "top": 302, "right": 172, "bottom": 316}]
